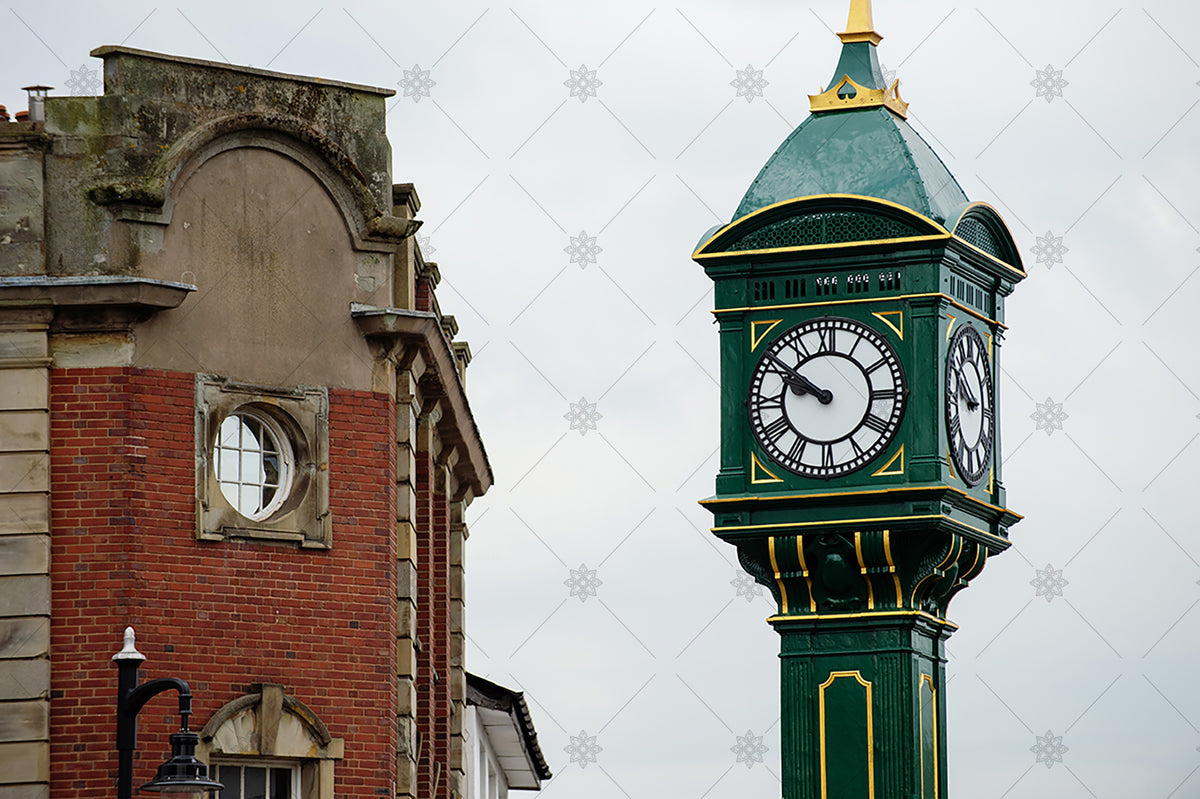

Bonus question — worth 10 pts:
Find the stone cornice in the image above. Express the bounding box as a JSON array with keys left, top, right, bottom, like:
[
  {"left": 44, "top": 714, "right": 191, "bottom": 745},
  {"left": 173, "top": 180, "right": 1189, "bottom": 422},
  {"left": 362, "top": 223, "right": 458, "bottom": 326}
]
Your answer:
[
  {"left": 351, "top": 304, "right": 492, "bottom": 497},
  {"left": 0, "top": 276, "right": 194, "bottom": 332}
]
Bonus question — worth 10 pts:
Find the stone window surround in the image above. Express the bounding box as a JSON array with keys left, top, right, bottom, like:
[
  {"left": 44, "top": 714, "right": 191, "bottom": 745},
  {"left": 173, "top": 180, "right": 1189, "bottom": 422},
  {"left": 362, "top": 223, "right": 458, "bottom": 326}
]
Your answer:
[
  {"left": 196, "top": 375, "right": 330, "bottom": 548},
  {"left": 199, "top": 683, "right": 343, "bottom": 799}
]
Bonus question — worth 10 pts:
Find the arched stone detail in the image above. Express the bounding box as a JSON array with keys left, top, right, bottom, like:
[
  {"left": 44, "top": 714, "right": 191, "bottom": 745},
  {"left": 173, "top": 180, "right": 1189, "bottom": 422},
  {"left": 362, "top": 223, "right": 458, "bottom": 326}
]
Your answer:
[
  {"left": 87, "top": 112, "right": 416, "bottom": 253},
  {"left": 199, "top": 684, "right": 343, "bottom": 761}
]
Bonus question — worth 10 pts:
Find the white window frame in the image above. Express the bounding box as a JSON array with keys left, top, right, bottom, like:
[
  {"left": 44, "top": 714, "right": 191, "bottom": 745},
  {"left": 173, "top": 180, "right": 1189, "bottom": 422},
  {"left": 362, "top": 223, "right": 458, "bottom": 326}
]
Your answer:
[
  {"left": 215, "top": 409, "right": 295, "bottom": 521},
  {"left": 211, "top": 759, "right": 302, "bottom": 799}
]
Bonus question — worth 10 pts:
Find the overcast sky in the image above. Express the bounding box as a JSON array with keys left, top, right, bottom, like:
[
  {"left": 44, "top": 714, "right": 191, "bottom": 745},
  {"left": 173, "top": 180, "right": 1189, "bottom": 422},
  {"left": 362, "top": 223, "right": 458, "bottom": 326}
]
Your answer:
[{"left": 5, "top": 2, "right": 1198, "bottom": 796}]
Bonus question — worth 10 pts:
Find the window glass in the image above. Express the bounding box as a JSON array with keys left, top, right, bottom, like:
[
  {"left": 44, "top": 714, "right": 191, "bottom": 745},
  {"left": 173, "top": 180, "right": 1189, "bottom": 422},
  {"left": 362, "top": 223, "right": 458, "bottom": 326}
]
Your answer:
[
  {"left": 244, "top": 766, "right": 266, "bottom": 799},
  {"left": 214, "top": 410, "right": 292, "bottom": 520},
  {"left": 214, "top": 762, "right": 297, "bottom": 799},
  {"left": 270, "top": 768, "right": 291, "bottom": 799}
]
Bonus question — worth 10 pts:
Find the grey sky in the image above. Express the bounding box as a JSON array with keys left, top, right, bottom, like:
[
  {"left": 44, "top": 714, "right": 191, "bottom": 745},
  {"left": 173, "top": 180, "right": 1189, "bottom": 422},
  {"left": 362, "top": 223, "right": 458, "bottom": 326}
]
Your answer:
[{"left": 5, "top": 2, "right": 1198, "bottom": 796}]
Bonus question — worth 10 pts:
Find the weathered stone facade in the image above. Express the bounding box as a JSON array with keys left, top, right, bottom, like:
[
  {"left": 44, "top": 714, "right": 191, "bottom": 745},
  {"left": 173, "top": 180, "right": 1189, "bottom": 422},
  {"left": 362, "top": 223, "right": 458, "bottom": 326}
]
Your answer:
[{"left": 0, "top": 47, "right": 497, "bottom": 799}]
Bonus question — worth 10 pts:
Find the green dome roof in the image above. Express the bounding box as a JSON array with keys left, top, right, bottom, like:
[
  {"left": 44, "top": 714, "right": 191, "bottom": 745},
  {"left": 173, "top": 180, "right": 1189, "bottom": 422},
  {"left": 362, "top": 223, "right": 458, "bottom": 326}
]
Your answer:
[{"left": 734, "top": 106, "right": 968, "bottom": 225}]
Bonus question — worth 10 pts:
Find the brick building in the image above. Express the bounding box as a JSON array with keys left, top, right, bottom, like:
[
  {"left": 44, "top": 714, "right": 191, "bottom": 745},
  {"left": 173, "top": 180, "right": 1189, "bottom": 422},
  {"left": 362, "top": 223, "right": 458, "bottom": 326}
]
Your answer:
[{"left": 0, "top": 48, "right": 549, "bottom": 798}]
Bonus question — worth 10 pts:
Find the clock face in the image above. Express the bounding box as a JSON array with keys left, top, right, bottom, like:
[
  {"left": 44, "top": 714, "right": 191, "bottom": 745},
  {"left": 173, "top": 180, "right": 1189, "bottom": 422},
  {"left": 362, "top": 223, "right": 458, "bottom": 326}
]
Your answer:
[
  {"left": 747, "top": 316, "right": 907, "bottom": 479},
  {"left": 945, "top": 323, "right": 994, "bottom": 487}
]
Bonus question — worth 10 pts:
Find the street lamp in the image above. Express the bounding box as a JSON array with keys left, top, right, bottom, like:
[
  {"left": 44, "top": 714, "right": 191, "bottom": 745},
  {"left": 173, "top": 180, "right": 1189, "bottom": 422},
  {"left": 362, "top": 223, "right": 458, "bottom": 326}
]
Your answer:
[{"left": 113, "top": 627, "right": 224, "bottom": 797}]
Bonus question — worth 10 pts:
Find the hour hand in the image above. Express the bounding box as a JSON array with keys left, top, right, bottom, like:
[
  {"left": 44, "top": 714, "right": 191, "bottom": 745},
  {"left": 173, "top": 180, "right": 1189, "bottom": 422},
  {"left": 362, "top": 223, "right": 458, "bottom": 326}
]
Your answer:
[{"left": 769, "top": 356, "right": 833, "bottom": 404}]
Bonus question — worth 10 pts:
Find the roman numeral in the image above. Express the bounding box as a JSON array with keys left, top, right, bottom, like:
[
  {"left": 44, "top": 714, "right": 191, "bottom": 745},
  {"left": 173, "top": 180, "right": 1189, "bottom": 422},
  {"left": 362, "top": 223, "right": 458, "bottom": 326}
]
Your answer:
[
  {"left": 848, "top": 437, "right": 864, "bottom": 457},
  {"left": 865, "top": 357, "right": 887, "bottom": 374},
  {"left": 821, "top": 445, "right": 834, "bottom": 468},
  {"left": 756, "top": 394, "right": 785, "bottom": 413},
  {"left": 869, "top": 389, "right": 894, "bottom": 403},
  {"left": 863, "top": 414, "right": 890, "bottom": 434},
  {"left": 762, "top": 416, "right": 790, "bottom": 441},
  {"left": 817, "top": 327, "right": 835, "bottom": 354},
  {"left": 948, "top": 415, "right": 962, "bottom": 444},
  {"left": 787, "top": 437, "right": 807, "bottom": 463}
]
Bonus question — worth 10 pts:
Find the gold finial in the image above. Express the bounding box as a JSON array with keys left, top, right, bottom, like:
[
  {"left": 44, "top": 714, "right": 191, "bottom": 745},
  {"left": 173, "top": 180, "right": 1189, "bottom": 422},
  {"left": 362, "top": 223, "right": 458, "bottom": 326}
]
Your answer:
[{"left": 839, "top": 0, "right": 883, "bottom": 45}]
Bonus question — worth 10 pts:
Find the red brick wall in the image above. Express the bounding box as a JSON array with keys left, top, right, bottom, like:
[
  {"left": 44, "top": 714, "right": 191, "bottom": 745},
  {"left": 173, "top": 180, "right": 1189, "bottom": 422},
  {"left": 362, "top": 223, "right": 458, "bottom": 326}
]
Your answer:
[{"left": 48, "top": 368, "right": 396, "bottom": 796}]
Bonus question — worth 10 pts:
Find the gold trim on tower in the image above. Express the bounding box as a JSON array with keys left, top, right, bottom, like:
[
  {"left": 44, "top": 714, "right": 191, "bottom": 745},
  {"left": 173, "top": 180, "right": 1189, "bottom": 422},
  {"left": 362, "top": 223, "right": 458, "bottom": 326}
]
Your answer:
[
  {"left": 945, "top": 314, "right": 957, "bottom": 341},
  {"left": 714, "top": 514, "right": 1006, "bottom": 544},
  {"left": 750, "top": 319, "right": 783, "bottom": 351},
  {"left": 854, "top": 531, "right": 876, "bottom": 610},
  {"left": 819, "top": 670, "right": 875, "bottom": 799},
  {"left": 839, "top": 0, "right": 882, "bottom": 44},
  {"left": 769, "top": 609, "right": 958, "bottom": 629},
  {"left": 769, "top": 536, "right": 790, "bottom": 614},
  {"left": 796, "top": 537, "right": 818, "bottom": 612},
  {"left": 883, "top": 530, "right": 903, "bottom": 607},
  {"left": 750, "top": 452, "right": 784, "bottom": 484},
  {"left": 809, "top": 75, "right": 908, "bottom": 118},
  {"left": 699, "top": 483, "right": 1020, "bottom": 518},
  {"left": 713, "top": 293, "right": 1006, "bottom": 330},
  {"left": 871, "top": 444, "right": 905, "bottom": 477},
  {"left": 920, "top": 674, "right": 939, "bottom": 799},
  {"left": 871, "top": 310, "right": 904, "bottom": 340}
]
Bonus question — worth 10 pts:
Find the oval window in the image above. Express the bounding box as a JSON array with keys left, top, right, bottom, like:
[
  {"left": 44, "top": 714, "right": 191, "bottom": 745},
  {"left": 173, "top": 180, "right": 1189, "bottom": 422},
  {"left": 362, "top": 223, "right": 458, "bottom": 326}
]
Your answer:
[{"left": 214, "top": 409, "right": 294, "bottom": 520}]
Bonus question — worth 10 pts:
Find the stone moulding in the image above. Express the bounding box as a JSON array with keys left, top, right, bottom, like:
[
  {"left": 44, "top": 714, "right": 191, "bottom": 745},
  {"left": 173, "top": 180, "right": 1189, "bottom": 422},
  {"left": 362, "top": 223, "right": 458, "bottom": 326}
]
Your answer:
[{"left": 86, "top": 112, "right": 419, "bottom": 248}]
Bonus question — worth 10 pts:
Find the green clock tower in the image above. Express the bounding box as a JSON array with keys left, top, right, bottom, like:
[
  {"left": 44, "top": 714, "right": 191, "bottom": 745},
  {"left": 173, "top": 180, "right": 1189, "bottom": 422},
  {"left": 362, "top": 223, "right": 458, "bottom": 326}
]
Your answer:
[{"left": 693, "top": 2, "right": 1026, "bottom": 797}]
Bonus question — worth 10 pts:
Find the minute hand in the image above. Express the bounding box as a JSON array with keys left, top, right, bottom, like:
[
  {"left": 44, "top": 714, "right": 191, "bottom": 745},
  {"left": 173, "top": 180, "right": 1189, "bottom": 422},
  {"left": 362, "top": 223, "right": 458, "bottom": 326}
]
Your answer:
[
  {"left": 956, "top": 367, "right": 980, "bottom": 410},
  {"left": 769, "top": 355, "right": 833, "bottom": 405}
]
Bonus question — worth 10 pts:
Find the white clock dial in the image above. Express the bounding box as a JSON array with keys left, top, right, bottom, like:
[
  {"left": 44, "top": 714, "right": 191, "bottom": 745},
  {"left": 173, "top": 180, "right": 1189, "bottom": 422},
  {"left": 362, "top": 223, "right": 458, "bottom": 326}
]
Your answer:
[
  {"left": 748, "top": 316, "right": 907, "bottom": 479},
  {"left": 945, "top": 323, "right": 994, "bottom": 486}
]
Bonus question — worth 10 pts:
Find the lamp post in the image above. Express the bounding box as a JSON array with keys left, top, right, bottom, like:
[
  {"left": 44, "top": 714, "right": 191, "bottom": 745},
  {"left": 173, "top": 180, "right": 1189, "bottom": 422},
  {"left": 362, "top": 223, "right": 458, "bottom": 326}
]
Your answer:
[{"left": 113, "top": 627, "right": 223, "bottom": 797}]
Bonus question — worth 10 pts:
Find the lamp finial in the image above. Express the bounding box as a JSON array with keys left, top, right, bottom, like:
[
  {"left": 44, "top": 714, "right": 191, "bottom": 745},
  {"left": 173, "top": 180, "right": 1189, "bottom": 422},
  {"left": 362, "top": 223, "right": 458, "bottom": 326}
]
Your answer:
[{"left": 112, "top": 626, "right": 146, "bottom": 662}]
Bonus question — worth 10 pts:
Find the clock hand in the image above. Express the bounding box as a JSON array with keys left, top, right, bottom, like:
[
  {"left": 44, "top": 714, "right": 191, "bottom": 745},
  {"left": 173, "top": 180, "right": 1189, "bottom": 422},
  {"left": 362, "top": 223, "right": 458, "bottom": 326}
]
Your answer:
[
  {"left": 956, "top": 367, "right": 980, "bottom": 411},
  {"left": 768, "top": 354, "right": 833, "bottom": 405}
]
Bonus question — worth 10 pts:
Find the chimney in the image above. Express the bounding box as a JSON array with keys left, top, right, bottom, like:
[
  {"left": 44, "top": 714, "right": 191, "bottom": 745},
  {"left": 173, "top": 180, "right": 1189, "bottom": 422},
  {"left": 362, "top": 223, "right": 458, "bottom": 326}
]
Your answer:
[{"left": 22, "top": 85, "right": 52, "bottom": 123}]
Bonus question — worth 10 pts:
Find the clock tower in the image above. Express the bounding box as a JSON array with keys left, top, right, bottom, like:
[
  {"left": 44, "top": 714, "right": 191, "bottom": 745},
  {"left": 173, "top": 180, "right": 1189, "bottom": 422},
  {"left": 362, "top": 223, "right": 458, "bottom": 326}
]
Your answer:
[{"left": 693, "top": 2, "right": 1026, "bottom": 797}]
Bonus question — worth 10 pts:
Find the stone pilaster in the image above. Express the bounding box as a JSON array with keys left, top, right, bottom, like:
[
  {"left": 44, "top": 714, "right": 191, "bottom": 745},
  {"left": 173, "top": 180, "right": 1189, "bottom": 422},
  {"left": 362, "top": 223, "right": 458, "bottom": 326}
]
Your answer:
[
  {"left": 0, "top": 308, "right": 52, "bottom": 799},
  {"left": 394, "top": 363, "right": 422, "bottom": 799}
]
